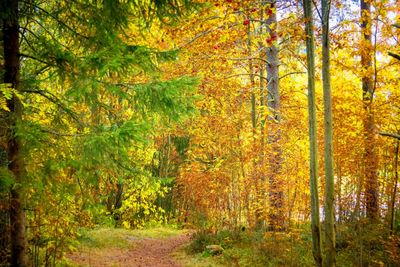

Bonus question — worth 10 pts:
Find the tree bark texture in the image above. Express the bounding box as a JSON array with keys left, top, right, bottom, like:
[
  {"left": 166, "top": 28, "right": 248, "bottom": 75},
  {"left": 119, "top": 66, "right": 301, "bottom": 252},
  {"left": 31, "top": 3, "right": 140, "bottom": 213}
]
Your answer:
[
  {"left": 390, "top": 140, "right": 399, "bottom": 232},
  {"left": 265, "top": 0, "right": 284, "bottom": 231},
  {"left": 246, "top": 11, "right": 263, "bottom": 229},
  {"left": 2, "top": 0, "right": 29, "bottom": 265},
  {"left": 303, "top": 0, "right": 322, "bottom": 265},
  {"left": 321, "top": 0, "right": 336, "bottom": 266},
  {"left": 360, "top": 0, "right": 379, "bottom": 220}
]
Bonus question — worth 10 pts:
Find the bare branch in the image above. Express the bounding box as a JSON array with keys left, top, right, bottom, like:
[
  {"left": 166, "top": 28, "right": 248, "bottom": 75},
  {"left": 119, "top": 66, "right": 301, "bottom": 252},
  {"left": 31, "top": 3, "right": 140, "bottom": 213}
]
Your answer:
[
  {"left": 227, "top": 57, "right": 270, "bottom": 65},
  {"left": 389, "top": 52, "right": 400, "bottom": 61},
  {"left": 180, "top": 22, "right": 238, "bottom": 49},
  {"left": 225, "top": 73, "right": 269, "bottom": 82},
  {"left": 180, "top": 25, "right": 225, "bottom": 48},
  {"left": 379, "top": 132, "right": 400, "bottom": 140},
  {"left": 311, "top": 0, "right": 323, "bottom": 21},
  {"left": 279, "top": 71, "right": 305, "bottom": 80},
  {"left": 19, "top": 53, "right": 51, "bottom": 66}
]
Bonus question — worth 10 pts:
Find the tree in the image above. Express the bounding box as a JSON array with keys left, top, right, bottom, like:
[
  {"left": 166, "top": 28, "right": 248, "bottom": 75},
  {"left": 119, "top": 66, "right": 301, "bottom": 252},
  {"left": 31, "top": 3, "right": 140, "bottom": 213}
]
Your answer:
[
  {"left": 245, "top": 5, "right": 260, "bottom": 228},
  {"left": 321, "top": 0, "right": 336, "bottom": 265},
  {"left": 1, "top": 0, "right": 196, "bottom": 265},
  {"left": 1, "top": 0, "right": 29, "bottom": 265},
  {"left": 360, "top": 0, "right": 379, "bottom": 220},
  {"left": 391, "top": 140, "right": 399, "bottom": 232},
  {"left": 265, "top": 0, "right": 284, "bottom": 231},
  {"left": 303, "top": 0, "right": 322, "bottom": 265}
]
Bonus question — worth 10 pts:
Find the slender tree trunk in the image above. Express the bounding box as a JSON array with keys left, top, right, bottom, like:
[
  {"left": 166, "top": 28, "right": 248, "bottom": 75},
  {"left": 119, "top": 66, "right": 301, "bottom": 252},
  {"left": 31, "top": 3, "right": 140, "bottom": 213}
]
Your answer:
[
  {"left": 246, "top": 12, "right": 263, "bottom": 229},
  {"left": 0, "top": 17, "right": 9, "bottom": 265},
  {"left": 258, "top": 7, "right": 267, "bottom": 231},
  {"left": 246, "top": 15, "right": 256, "bottom": 132},
  {"left": 112, "top": 182, "right": 123, "bottom": 226},
  {"left": 265, "top": 0, "right": 284, "bottom": 231},
  {"left": 2, "top": 0, "right": 29, "bottom": 266},
  {"left": 360, "top": 0, "right": 379, "bottom": 220},
  {"left": 353, "top": 170, "right": 363, "bottom": 220},
  {"left": 390, "top": 140, "right": 399, "bottom": 232},
  {"left": 321, "top": 0, "right": 336, "bottom": 266},
  {"left": 303, "top": 0, "right": 322, "bottom": 265},
  {"left": 337, "top": 158, "right": 342, "bottom": 224}
]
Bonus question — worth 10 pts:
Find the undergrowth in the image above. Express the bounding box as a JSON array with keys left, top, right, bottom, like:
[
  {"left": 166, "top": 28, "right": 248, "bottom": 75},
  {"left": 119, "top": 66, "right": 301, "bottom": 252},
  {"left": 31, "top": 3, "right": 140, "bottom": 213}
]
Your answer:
[
  {"left": 186, "top": 227, "right": 313, "bottom": 267},
  {"left": 187, "top": 222, "right": 400, "bottom": 267}
]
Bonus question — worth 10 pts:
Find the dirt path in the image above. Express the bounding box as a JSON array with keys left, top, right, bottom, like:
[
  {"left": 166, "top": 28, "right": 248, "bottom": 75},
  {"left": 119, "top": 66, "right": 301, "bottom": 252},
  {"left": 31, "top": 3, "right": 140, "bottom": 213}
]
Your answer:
[{"left": 68, "top": 233, "right": 192, "bottom": 267}]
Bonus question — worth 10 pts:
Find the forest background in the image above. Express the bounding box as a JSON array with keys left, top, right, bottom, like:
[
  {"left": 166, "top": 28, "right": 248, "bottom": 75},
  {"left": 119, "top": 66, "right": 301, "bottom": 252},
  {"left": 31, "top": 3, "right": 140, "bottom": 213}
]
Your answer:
[{"left": 1, "top": 0, "right": 400, "bottom": 266}]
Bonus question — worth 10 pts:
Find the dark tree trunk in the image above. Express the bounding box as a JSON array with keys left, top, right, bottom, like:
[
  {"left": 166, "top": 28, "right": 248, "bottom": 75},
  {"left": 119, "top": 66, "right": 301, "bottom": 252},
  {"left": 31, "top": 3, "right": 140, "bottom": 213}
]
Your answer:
[
  {"left": 113, "top": 183, "right": 124, "bottom": 226},
  {"left": 2, "top": 0, "right": 29, "bottom": 265}
]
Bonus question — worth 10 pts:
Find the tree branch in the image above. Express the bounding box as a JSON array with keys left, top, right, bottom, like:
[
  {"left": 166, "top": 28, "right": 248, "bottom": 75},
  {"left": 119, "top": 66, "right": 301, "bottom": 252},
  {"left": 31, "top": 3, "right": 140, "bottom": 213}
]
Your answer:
[
  {"left": 279, "top": 71, "right": 305, "bottom": 80},
  {"left": 24, "top": 1, "right": 90, "bottom": 39},
  {"left": 225, "top": 73, "right": 269, "bottom": 82},
  {"left": 41, "top": 128, "right": 86, "bottom": 137},
  {"left": 19, "top": 53, "right": 51, "bottom": 66},
  {"left": 20, "top": 89, "right": 84, "bottom": 127},
  {"left": 379, "top": 132, "right": 400, "bottom": 140},
  {"left": 227, "top": 57, "right": 270, "bottom": 65},
  {"left": 389, "top": 52, "right": 400, "bottom": 61},
  {"left": 180, "top": 22, "right": 238, "bottom": 49},
  {"left": 311, "top": 0, "right": 323, "bottom": 21}
]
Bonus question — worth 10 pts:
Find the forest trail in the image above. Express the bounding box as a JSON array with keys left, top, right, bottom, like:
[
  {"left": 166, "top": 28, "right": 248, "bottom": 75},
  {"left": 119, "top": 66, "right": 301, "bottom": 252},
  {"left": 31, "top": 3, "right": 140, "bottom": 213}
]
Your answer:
[{"left": 68, "top": 230, "right": 192, "bottom": 267}]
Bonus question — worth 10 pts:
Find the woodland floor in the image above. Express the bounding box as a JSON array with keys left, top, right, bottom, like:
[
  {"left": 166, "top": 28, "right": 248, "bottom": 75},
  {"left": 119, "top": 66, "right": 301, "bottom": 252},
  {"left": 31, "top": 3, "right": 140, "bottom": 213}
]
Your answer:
[{"left": 67, "top": 228, "right": 193, "bottom": 267}]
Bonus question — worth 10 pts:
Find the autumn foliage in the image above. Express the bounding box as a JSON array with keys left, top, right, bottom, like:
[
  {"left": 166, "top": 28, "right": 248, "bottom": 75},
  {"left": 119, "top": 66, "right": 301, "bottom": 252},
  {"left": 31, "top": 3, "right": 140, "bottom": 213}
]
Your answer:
[{"left": 1, "top": 0, "right": 400, "bottom": 266}]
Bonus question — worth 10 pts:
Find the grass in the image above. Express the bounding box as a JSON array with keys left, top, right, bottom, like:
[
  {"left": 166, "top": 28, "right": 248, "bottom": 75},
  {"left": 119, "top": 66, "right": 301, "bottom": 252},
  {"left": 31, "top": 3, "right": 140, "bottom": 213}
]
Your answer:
[
  {"left": 77, "top": 228, "right": 134, "bottom": 249},
  {"left": 64, "top": 225, "right": 189, "bottom": 266},
  {"left": 173, "top": 246, "right": 226, "bottom": 267},
  {"left": 181, "top": 222, "right": 400, "bottom": 267},
  {"left": 77, "top": 225, "right": 185, "bottom": 249},
  {"left": 183, "top": 228, "right": 316, "bottom": 267}
]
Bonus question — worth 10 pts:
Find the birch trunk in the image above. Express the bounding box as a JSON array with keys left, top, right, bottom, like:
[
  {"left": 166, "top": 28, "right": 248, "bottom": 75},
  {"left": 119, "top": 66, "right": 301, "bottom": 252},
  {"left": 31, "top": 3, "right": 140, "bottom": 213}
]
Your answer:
[
  {"left": 265, "top": 0, "right": 284, "bottom": 231},
  {"left": 321, "top": 0, "right": 336, "bottom": 265},
  {"left": 303, "top": 0, "right": 322, "bottom": 265},
  {"left": 390, "top": 140, "right": 399, "bottom": 232}
]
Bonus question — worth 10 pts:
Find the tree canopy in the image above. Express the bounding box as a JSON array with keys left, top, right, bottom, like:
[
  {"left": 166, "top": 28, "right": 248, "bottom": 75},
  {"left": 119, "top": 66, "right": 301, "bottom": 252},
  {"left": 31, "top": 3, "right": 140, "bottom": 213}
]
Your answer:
[{"left": 1, "top": 0, "right": 400, "bottom": 266}]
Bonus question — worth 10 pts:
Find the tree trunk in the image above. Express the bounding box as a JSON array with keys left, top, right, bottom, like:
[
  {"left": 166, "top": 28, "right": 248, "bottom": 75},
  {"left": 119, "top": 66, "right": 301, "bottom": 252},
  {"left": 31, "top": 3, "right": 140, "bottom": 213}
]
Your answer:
[
  {"left": 390, "top": 140, "right": 399, "bottom": 233},
  {"left": 265, "top": 0, "right": 284, "bottom": 231},
  {"left": 303, "top": 0, "right": 322, "bottom": 265},
  {"left": 337, "top": 158, "right": 342, "bottom": 224},
  {"left": 258, "top": 7, "right": 266, "bottom": 231},
  {"left": 2, "top": 0, "right": 29, "bottom": 265},
  {"left": 246, "top": 11, "right": 262, "bottom": 229},
  {"left": 0, "top": 17, "right": 9, "bottom": 265},
  {"left": 360, "top": 0, "right": 379, "bottom": 220},
  {"left": 321, "top": 0, "right": 336, "bottom": 266}
]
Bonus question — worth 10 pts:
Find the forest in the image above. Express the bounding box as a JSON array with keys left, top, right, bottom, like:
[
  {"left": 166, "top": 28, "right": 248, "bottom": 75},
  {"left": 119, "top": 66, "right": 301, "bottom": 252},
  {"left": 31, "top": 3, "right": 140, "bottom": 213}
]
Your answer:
[{"left": 1, "top": 0, "right": 399, "bottom": 266}]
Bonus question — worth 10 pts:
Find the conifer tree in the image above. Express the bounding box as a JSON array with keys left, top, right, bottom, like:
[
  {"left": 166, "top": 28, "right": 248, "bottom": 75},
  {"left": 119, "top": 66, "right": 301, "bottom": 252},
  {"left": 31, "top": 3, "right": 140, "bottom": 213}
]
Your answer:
[{"left": 1, "top": 0, "right": 197, "bottom": 265}]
